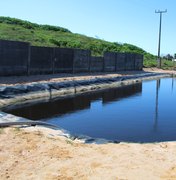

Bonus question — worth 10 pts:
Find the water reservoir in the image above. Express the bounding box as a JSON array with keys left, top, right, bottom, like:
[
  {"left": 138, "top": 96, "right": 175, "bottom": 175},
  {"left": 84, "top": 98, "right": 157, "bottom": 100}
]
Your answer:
[{"left": 5, "top": 78, "right": 176, "bottom": 143}]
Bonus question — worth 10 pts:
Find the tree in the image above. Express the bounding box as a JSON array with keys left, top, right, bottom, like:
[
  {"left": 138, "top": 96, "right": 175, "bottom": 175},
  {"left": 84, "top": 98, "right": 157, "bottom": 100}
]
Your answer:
[
  {"left": 174, "top": 53, "right": 176, "bottom": 59},
  {"left": 163, "top": 54, "right": 173, "bottom": 61}
]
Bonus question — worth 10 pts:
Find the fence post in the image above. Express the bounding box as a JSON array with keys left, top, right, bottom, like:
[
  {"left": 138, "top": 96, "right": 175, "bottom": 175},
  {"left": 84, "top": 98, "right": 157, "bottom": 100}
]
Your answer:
[
  {"left": 52, "top": 48, "right": 55, "bottom": 74},
  {"left": 27, "top": 44, "right": 31, "bottom": 76},
  {"left": 134, "top": 53, "right": 136, "bottom": 70},
  {"left": 103, "top": 54, "right": 105, "bottom": 72},
  {"left": 88, "top": 51, "right": 91, "bottom": 73},
  {"left": 72, "top": 50, "right": 75, "bottom": 74},
  {"left": 124, "top": 53, "right": 127, "bottom": 71},
  {"left": 115, "top": 53, "right": 118, "bottom": 72}
]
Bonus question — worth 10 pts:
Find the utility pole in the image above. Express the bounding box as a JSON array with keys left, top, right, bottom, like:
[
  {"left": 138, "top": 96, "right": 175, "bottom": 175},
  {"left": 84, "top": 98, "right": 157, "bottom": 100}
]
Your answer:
[{"left": 155, "top": 9, "right": 167, "bottom": 68}]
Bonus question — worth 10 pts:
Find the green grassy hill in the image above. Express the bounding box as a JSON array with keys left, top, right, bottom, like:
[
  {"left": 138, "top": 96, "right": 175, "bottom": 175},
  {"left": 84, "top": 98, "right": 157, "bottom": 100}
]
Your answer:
[{"left": 0, "top": 16, "right": 157, "bottom": 67}]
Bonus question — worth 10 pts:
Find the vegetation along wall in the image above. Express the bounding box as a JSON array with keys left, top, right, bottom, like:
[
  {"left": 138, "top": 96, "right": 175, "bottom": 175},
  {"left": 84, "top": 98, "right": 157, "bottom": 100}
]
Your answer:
[{"left": 0, "top": 40, "right": 143, "bottom": 76}]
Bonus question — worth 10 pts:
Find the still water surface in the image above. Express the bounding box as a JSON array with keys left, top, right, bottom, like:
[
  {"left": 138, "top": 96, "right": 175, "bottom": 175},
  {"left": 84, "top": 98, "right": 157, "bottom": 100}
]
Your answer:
[{"left": 6, "top": 78, "right": 176, "bottom": 143}]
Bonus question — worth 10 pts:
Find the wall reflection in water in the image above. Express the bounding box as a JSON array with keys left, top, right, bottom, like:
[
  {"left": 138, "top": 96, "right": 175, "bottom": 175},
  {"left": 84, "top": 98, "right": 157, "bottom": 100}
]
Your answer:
[
  {"left": 5, "top": 78, "right": 176, "bottom": 142},
  {"left": 6, "top": 83, "right": 142, "bottom": 120}
]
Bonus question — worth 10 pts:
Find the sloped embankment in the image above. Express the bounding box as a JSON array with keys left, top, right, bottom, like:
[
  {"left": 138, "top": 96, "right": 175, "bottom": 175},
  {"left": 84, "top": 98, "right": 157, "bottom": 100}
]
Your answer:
[{"left": 0, "top": 72, "right": 170, "bottom": 110}]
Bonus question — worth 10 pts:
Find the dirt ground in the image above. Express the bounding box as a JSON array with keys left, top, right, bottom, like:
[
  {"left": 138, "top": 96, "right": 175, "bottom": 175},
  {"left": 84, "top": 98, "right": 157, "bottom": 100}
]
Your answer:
[
  {"left": 0, "top": 127, "right": 176, "bottom": 180},
  {"left": 1, "top": 68, "right": 176, "bottom": 180},
  {"left": 0, "top": 68, "right": 175, "bottom": 86}
]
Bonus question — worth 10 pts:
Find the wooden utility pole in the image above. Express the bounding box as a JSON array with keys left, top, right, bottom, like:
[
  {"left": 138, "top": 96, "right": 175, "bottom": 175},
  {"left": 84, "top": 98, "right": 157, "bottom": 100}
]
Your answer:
[{"left": 155, "top": 9, "right": 167, "bottom": 68}]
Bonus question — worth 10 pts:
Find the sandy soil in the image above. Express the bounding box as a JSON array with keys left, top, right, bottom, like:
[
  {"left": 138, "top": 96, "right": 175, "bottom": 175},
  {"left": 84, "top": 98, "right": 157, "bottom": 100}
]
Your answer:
[
  {"left": 1, "top": 68, "right": 176, "bottom": 179},
  {"left": 0, "top": 127, "right": 176, "bottom": 180},
  {"left": 1, "top": 68, "right": 175, "bottom": 86},
  {"left": 0, "top": 71, "right": 133, "bottom": 86}
]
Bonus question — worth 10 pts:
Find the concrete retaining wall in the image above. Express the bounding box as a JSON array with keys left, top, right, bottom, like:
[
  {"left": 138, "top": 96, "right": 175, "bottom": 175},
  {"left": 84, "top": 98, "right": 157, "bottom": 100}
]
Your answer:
[
  {"left": 30, "top": 46, "right": 53, "bottom": 75},
  {"left": 90, "top": 56, "right": 104, "bottom": 72},
  {"left": 73, "top": 49, "right": 91, "bottom": 73},
  {"left": 54, "top": 48, "right": 74, "bottom": 73},
  {"left": 0, "top": 40, "right": 29, "bottom": 76},
  {"left": 125, "top": 53, "right": 135, "bottom": 70},
  {"left": 135, "top": 54, "right": 143, "bottom": 70},
  {"left": 116, "top": 53, "right": 126, "bottom": 71},
  {"left": 0, "top": 40, "right": 143, "bottom": 76},
  {"left": 104, "top": 52, "right": 116, "bottom": 72}
]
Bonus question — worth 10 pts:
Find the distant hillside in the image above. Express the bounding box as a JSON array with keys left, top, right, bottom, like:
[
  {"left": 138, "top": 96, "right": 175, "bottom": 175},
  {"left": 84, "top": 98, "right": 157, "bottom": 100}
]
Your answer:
[{"left": 0, "top": 16, "right": 156, "bottom": 67}]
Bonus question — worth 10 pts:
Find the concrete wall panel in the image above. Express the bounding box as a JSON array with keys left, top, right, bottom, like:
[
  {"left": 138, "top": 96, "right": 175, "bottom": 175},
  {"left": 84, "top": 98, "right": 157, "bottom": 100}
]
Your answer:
[
  {"left": 30, "top": 46, "right": 53, "bottom": 74},
  {"left": 0, "top": 40, "right": 143, "bottom": 76},
  {"left": 90, "top": 56, "right": 104, "bottom": 72},
  {"left": 73, "top": 49, "right": 91, "bottom": 73},
  {"left": 125, "top": 53, "right": 135, "bottom": 70},
  {"left": 135, "top": 54, "right": 143, "bottom": 70},
  {"left": 104, "top": 52, "right": 116, "bottom": 72},
  {"left": 54, "top": 48, "right": 74, "bottom": 73},
  {"left": 0, "top": 40, "right": 29, "bottom": 76},
  {"left": 116, "top": 53, "right": 126, "bottom": 71}
]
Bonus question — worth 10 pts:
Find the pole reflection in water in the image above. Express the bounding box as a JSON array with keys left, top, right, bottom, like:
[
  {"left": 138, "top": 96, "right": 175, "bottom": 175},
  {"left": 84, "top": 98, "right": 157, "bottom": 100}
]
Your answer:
[
  {"left": 171, "top": 76, "right": 176, "bottom": 92},
  {"left": 153, "top": 79, "right": 160, "bottom": 132},
  {"left": 4, "top": 78, "right": 176, "bottom": 143}
]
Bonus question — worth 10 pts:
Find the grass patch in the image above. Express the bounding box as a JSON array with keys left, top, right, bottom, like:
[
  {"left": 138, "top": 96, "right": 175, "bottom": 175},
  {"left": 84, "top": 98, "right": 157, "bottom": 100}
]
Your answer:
[
  {"left": 66, "top": 139, "right": 74, "bottom": 145},
  {"left": 0, "top": 128, "right": 4, "bottom": 134},
  {"left": 162, "top": 60, "right": 176, "bottom": 70},
  {"left": 143, "top": 59, "right": 157, "bottom": 68},
  {"left": 13, "top": 127, "right": 21, "bottom": 133},
  {"left": 1, "top": 16, "right": 175, "bottom": 68},
  {"left": 0, "top": 16, "right": 155, "bottom": 60}
]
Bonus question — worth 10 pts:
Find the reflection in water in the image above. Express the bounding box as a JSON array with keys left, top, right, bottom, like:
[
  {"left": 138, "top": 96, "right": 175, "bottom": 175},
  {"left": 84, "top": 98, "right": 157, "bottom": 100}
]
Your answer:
[
  {"left": 5, "top": 83, "right": 142, "bottom": 120},
  {"left": 153, "top": 79, "right": 160, "bottom": 131},
  {"left": 102, "top": 84, "right": 141, "bottom": 104},
  {"left": 171, "top": 77, "right": 176, "bottom": 92},
  {"left": 4, "top": 78, "right": 176, "bottom": 143}
]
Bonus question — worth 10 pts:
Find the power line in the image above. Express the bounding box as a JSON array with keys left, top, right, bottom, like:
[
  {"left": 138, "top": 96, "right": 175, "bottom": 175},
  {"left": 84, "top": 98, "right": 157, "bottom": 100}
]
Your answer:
[{"left": 155, "top": 9, "right": 167, "bottom": 68}]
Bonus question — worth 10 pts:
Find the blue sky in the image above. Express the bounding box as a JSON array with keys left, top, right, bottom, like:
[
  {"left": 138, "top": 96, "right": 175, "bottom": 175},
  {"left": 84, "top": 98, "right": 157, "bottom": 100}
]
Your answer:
[{"left": 0, "top": 0, "right": 175, "bottom": 55}]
